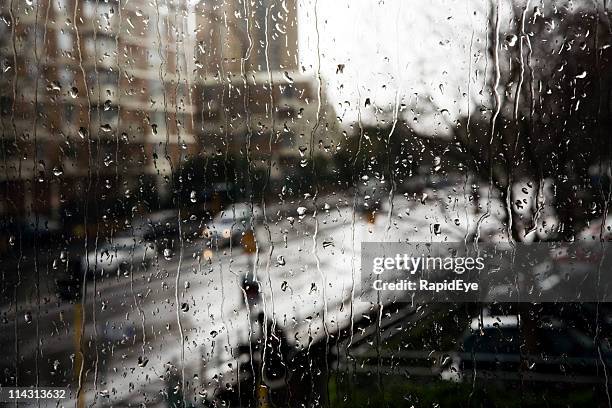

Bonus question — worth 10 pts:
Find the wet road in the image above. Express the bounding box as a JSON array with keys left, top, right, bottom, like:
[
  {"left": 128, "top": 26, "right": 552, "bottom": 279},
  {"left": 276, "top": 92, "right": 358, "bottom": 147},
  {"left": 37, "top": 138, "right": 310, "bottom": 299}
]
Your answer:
[{"left": 0, "top": 189, "right": 504, "bottom": 406}]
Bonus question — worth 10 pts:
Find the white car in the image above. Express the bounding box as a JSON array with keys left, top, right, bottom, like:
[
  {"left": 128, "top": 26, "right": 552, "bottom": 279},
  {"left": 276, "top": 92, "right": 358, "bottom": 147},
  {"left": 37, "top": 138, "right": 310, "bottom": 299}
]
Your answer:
[
  {"left": 202, "top": 203, "right": 262, "bottom": 247},
  {"left": 577, "top": 214, "right": 612, "bottom": 241},
  {"left": 81, "top": 236, "right": 157, "bottom": 277}
]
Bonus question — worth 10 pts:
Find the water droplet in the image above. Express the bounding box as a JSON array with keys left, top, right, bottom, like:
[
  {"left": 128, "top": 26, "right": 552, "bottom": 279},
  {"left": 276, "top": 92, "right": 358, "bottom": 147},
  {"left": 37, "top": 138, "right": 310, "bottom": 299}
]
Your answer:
[
  {"left": 103, "top": 100, "right": 112, "bottom": 111},
  {"left": 48, "top": 81, "right": 61, "bottom": 92},
  {"left": 24, "top": 311, "right": 32, "bottom": 324},
  {"left": 433, "top": 156, "right": 441, "bottom": 172},
  {"left": 52, "top": 166, "right": 63, "bottom": 176},
  {"left": 163, "top": 248, "right": 173, "bottom": 260},
  {"left": 505, "top": 34, "right": 518, "bottom": 47},
  {"left": 78, "top": 127, "right": 87, "bottom": 139},
  {"left": 138, "top": 356, "right": 149, "bottom": 367},
  {"left": 210, "top": 330, "right": 218, "bottom": 338},
  {"left": 181, "top": 303, "right": 189, "bottom": 312},
  {"left": 283, "top": 71, "right": 294, "bottom": 83},
  {"left": 420, "top": 193, "right": 428, "bottom": 204},
  {"left": 69, "top": 87, "right": 78, "bottom": 98},
  {"left": 100, "top": 124, "right": 112, "bottom": 132},
  {"left": 276, "top": 255, "right": 286, "bottom": 266},
  {"left": 297, "top": 207, "right": 307, "bottom": 217},
  {"left": 190, "top": 191, "right": 197, "bottom": 203}
]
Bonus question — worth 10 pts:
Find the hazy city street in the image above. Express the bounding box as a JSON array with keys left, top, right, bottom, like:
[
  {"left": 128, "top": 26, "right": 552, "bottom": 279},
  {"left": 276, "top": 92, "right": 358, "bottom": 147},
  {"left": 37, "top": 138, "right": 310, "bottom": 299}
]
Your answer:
[
  {"left": 1, "top": 187, "right": 507, "bottom": 406},
  {"left": 3, "top": 0, "right": 612, "bottom": 406}
]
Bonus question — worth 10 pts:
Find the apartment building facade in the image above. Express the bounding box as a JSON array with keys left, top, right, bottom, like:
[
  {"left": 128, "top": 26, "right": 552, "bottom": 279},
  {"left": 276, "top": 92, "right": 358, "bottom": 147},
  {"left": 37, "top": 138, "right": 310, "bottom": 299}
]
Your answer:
[
  {"left": 190, "top": 0, "right": 340, "bottom": 182},
  {"left": 0, "top": 0, "right": 196, "bottom": 221},
  {"left": 0, "top": 0, "right": 339, "bottom": 220}
]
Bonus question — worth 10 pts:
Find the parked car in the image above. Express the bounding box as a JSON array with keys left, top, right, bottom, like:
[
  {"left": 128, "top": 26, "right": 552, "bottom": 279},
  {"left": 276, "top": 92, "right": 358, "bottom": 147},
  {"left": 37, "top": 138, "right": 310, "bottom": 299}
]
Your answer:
[
  {"left": 80, "top": 236, "right": 157, "bottom": 278},
  {"left": 441, "top": 314, "right": 612, "bottom": 384},
  {"left": 578, "top": 214, "right": 612, "bottom": 241},
  {"left": 130, "top": 210, "right": 180, "bottom": 257},
  {"left": 202, "top": 203, "right": 262, "bottom": 248},
  {"left": 0, "top": 215, "right": 62, "bottom": 252},
  {"left": 130, "top": 209, "right": 210, "bottom": 256},
  {"left": 130, "top": 209, "right": 179, "bottom": 238}
]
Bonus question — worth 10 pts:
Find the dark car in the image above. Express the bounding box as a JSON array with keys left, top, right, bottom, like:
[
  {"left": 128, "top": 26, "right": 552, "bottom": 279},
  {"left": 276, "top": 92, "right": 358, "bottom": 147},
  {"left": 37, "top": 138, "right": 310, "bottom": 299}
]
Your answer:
[
  {"left": 442, "top": 314, "right": 612, "bottom": 384},
  {"left": 0, "top": 215, "right": 62, "bottom": 252}
]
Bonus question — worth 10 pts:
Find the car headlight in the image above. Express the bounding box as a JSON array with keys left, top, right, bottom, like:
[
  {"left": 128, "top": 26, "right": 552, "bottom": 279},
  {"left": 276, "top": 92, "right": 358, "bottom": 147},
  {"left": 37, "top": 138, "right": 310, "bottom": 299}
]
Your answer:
[
  {"left": 222, "top": 229, "right": 231, "bottom": 239},
  {"left": 203, "top": 249, "right": 213, "bottom": 261}
]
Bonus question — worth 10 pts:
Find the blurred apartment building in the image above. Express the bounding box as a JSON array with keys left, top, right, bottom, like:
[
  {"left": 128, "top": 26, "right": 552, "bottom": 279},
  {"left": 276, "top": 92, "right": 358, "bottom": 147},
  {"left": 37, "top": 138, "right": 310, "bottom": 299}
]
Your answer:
[
  {"left": 191, "top": 0, "right": 339, "bottom": 182},
  {"left": 0, "top": 0, "right": 338, "bottom": 222},
  {"left": 0, "top": 0, "right": 195, "bottom": 222}
]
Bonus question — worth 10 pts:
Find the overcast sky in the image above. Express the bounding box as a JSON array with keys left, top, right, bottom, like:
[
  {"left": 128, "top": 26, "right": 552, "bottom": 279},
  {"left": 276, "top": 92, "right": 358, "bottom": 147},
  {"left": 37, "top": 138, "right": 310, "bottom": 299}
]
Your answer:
[{"left": 297, "top": 0, "right": 495, "bottom": 132}]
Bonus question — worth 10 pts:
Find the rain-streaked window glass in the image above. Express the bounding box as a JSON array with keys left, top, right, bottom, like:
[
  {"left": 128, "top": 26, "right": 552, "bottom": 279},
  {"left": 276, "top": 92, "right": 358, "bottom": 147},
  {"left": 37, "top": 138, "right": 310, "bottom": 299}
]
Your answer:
[{"left": 1, "top": 0, "right": 612, "bottom": 407}]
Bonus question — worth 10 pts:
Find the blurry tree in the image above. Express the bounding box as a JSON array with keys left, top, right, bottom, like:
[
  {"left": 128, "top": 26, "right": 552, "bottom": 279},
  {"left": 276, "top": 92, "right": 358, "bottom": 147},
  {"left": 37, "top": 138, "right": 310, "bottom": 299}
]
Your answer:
[
  {"left": 475, "top": 2, "right": 611, "bottom": 240},
  {"left": 335, "top": 122, "right": 440, "bottom": 191},
  {"left": 338, "top": 2, "right": 612, "bottom": 242},
  {"left": 409, "top": 2, "right": 612, "bottom": 241}
]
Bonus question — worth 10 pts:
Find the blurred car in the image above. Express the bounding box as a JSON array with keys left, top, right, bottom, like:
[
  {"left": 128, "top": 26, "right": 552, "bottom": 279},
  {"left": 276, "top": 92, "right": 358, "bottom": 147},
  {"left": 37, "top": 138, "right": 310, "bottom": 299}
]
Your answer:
[
  {"left": 131, "top": 209, "right": 181, "bottom": 239},
  {"left": 578, "top": 214, "right": 612, "bottom": 241},
  {"left": 130, "top": 209, "right": 210, "bottom": 256},
  {"left": 441, "top": 314, "right": 612, "bottom": 383},
  {"left": 131, "top": 209, "right": 180, "bottom": 257},
  {"left": 0, "top": 215, "right": 62, "bottom": 252},
  {"left": 81, "top": 236, "right": 157, "bottom": 277},
  {"left": 202, "top": 203, "right": 262, "bottom": 248}
]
